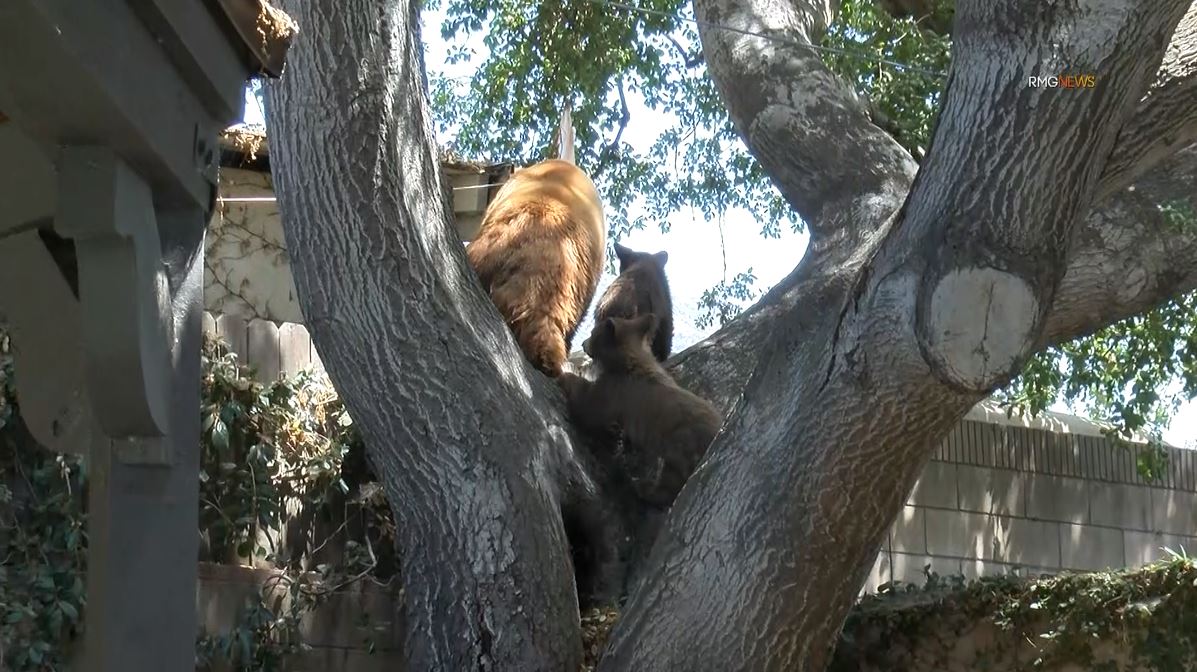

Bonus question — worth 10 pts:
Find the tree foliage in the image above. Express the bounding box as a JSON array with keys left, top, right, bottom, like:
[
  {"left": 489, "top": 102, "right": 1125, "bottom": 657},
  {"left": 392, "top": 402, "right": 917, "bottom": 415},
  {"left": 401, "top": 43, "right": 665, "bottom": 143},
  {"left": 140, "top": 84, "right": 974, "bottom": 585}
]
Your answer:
[
  {"left": 425, "top": 0, "right": 1196, "bottom": 444},
  {"left": 0, "top": 329, "right": 87, "bottom": 672}
]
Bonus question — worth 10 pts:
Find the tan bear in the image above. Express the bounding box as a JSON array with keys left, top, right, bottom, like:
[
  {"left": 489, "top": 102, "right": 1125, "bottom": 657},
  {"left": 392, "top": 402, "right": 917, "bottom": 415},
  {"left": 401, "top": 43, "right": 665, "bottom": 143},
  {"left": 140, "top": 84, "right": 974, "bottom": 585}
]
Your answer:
[
  {"left": 593, "top": 242, "right": 673, "bottom": 362},
  {"left": 558, "top": 314, "right": 721, "bottom": 507},
  {"left": 466, "top": 159, "right": 606, "bottom": 377}
]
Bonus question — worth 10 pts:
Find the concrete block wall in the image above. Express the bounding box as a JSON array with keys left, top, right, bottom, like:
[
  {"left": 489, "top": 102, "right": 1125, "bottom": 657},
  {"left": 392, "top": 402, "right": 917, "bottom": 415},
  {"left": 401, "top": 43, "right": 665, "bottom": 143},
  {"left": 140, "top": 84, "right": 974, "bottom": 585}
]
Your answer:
[{"left": 863, "top": 416, "right": 1197, "bottom": 593}]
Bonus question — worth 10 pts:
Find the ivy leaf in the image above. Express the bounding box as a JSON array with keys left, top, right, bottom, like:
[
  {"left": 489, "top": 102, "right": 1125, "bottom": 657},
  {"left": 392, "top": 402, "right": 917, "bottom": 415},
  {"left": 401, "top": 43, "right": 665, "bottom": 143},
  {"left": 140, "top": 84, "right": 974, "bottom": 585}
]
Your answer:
[
  {"left": 58, "top": 600, "right": 79, "bottom": 623},
  {"left": 212, "top": 418, "right": 230, "bottom": 453}
]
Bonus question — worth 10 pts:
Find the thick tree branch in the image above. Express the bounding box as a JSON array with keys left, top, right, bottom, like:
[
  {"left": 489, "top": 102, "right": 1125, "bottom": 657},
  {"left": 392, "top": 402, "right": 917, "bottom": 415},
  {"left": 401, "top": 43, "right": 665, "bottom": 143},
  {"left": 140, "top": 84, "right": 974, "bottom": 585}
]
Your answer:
[
  {"left": 1048, "top": 145, "right": 1197, "bottom": 345},
  {"left": 1098, "top": 3, "right": 1197, "bottom": 198},
  {"left": 898, "top": 0, "right": 1190, "bottom": 392},
  {"left": 601, "top": 3, "right": 1194, "bottom": 669},
  {"left": 694, "top": 0, "right": 918, "bottom": 240},
  {"left": 674, "top": 143, "right": 1197, "bottom": 422},
  {"left": 265, "top": 0, "right": 592, "bottom": 668}
]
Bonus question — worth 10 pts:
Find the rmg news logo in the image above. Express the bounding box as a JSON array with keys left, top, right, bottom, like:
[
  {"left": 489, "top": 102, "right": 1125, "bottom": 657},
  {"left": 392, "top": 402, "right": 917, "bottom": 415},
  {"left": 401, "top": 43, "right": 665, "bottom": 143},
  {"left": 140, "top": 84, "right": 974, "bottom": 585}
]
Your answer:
[{"left": 1028, "top": 74, "right": 1097, "bottom": 89}]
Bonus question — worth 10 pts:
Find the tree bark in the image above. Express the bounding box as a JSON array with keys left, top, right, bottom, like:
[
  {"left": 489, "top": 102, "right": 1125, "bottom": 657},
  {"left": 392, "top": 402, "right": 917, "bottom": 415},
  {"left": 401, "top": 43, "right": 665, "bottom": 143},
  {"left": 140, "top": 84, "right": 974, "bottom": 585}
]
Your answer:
[
  {"left": 599, "top": 1, "right": 1196, "bottom": 670},
  {"left": 264, "top": 1, "right": 598, "bottom": 668},
  {"left": 262, "top": 0, "right": 1197, "bottom": 670},
  {"left": 1097, "top": 3, "right": 1197, "bottom": 197},
  {"left": 672, "top": 113, "right": 1197, "bottom": 419}
]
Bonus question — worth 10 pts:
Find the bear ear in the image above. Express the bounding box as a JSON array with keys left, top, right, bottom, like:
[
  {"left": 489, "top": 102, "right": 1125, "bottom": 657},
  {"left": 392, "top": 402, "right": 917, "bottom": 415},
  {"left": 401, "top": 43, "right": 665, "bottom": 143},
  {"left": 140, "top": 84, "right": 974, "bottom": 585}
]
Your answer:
[
  {"left": 614, "top": 242, "right": 634, "bottom": 269},
  {"left": 653, "top": 251, "right": 668, "bottom": 266},
  {"left": 632, "top": 313, "right": 659, "bottom": 338}
]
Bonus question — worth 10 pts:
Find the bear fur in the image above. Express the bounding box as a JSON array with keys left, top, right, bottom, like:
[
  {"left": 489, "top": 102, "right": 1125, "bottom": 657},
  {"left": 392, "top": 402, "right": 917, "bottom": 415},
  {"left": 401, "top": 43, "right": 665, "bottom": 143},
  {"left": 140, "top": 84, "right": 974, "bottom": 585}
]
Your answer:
[
  {"left": 593, "top": 243, "right": 673, "bottom": 362},
  {"left": 558, "top": 314, "right": 720, "bottom": 507},
  {"left": 466, "top": 159, "right": 606, "bottom": 377}
]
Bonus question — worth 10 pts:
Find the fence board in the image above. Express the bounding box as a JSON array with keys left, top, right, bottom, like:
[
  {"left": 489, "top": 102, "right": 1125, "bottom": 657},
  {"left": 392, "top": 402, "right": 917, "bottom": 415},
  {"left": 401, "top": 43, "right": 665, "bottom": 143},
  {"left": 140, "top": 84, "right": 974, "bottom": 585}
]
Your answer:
[
  {"left": 215, "top": 314, "right": 248, "bottom": 365},
  {"left": 279, "top": 322, "right": 311, "bottom": 377},
  {"left": 247, "top": 319, "right": 281, "bottom": 382}
]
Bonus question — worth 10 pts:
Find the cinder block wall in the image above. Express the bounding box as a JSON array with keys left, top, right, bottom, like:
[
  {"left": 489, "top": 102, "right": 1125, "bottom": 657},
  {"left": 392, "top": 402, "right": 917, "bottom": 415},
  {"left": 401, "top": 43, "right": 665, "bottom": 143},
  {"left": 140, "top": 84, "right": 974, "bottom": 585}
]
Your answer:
[
  {"left": 864, "top": 412, "right": 1197, "bottom": 592},
  {"left": 200, "top": 313, "right": 1197, "bottom": 598}
]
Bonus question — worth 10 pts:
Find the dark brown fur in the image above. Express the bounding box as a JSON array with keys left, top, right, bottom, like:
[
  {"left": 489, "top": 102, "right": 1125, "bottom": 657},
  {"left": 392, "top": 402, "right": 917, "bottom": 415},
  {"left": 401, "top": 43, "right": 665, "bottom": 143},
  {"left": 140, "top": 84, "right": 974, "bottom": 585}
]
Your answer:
[
  {"left": 593, "top": 243, "right": 673, "bottom": 362},
  {"left": 558, "top": 315, "right": 721, "bottom": 507},
  {"left": 466, "top": 160, "right": 606, "bottom": 377}
]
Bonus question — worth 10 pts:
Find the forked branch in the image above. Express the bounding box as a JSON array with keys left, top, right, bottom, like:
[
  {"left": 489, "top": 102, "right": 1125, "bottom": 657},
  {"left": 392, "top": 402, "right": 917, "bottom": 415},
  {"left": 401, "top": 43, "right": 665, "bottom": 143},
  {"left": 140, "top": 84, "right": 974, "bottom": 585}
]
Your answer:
[{"left": 693, "top": 0, "right": 918, "bottom": 240}]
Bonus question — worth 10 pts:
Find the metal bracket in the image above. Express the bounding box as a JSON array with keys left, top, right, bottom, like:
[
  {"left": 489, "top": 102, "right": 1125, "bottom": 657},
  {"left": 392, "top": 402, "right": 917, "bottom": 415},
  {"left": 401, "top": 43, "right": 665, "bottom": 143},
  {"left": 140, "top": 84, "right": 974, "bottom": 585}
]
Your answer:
[{"left": 55, "top": 146, "right": 174, "bottom": 439}]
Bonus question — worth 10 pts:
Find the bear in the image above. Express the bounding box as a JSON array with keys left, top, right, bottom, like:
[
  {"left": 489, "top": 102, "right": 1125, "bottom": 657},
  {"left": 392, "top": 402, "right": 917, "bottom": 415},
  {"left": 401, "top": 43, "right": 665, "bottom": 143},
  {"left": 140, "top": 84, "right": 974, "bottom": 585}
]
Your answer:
[
  {"left": 557, "top": 314, "right": 721, "bottom": 508},
  {"left": 466, "top": 159, "right": 606, "bottom": 377},
  {"left": 593, "top": 242, "right": 673, "bottom": 362}
]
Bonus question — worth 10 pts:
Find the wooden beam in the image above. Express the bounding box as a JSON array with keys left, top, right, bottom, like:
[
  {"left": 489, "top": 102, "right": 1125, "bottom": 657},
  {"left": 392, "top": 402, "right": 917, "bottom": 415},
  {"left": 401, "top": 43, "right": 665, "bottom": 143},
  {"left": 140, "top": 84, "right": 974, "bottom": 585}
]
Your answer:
[
  {"left": 0, "top": 230, "right": 92, "bottom": 457},
  {"left": 0, "top": 123, "right": 55, "bottom": 237},
  {"left": 56, "top": 147, "right": 174, "bottom": 442},
  {"left": 82, "top": 207, "right": 206, "bottom": 670},
  {"left": 0, "top": 0, "right": 222, "bottom": 209},
  {"left": 126, "top": 0, "right": 250, "bottom": 121}
]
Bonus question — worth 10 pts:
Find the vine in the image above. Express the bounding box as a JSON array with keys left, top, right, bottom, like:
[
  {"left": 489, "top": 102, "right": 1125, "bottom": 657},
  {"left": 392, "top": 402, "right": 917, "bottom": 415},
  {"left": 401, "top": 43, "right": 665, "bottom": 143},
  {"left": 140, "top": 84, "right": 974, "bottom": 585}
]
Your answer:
[
  {"left": 0, "top": 328, "right": 87, "bottom": 671},
  {"left": 195, "top": 335, "right": 397, "bottom": 671},
  {"left": 0, "top": 327, "right": 396, "bottom": 671},
  {"left": 831, "top": 555, "right": 1197, "bottom": 671}
]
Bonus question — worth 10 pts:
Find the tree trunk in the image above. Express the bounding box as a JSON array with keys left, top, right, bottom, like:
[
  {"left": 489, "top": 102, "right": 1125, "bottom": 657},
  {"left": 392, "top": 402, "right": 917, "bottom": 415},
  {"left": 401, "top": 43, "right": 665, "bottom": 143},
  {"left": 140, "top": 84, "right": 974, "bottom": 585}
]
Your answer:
[
  {"left": 598, "top": 1, "right": 1196, "bottom": 670},
  {"left": 263, "top": 0, "right": 1197, "bottom": 670},
  {"left": 265, "top": 1, "right": 598, "bottom": 668}
]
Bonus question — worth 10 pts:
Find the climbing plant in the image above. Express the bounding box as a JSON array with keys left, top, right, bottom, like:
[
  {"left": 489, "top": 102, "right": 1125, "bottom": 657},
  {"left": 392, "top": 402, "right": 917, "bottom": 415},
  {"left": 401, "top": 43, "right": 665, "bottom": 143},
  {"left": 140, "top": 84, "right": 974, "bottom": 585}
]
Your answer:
[
  {"left": 197, "top": 336, "right": 397, "bottom": 670},
  {"left": 0, "top": 327, "right": 395, "bottom": 671},
  {"left": 830, "top": 554, "right": 1197, "bottom": 671},
  {"left": 0, "top": 329, "right": 87, "bottom": 671}
]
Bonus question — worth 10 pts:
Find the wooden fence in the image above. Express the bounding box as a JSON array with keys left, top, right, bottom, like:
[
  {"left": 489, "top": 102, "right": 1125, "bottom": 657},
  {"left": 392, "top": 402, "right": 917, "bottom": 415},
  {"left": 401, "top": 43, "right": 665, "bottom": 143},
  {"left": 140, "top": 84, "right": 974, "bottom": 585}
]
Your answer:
[{"left": 201, "top": 311, "right": 323, "bottom": 382}]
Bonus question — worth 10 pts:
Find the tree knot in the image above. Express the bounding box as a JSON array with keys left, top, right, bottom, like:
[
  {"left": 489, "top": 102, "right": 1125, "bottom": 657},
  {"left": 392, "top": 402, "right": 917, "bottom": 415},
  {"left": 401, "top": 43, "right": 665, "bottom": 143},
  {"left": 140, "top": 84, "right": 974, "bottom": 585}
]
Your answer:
[{"left": 917, "top": 266, "right": 1041, "bottom": 393}]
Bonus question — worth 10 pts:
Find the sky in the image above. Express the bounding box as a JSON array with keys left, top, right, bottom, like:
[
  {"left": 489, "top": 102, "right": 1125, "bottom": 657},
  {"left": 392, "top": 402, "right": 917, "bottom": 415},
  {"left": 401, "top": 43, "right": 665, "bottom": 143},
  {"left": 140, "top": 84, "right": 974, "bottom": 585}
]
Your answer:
[{"left": 241, "top": 9, "right": 1197, "bottom": 449}]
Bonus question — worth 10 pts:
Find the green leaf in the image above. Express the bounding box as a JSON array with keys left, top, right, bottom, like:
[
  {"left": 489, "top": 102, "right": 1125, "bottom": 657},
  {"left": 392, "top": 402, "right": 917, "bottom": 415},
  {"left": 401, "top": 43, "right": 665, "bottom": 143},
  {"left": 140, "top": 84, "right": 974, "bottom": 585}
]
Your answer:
[
  {"left": 58, "top": 600, "right": 79, "bottom": 623},
  {"left": 211, "top": 417, "right": 230, "bottom": 452}
]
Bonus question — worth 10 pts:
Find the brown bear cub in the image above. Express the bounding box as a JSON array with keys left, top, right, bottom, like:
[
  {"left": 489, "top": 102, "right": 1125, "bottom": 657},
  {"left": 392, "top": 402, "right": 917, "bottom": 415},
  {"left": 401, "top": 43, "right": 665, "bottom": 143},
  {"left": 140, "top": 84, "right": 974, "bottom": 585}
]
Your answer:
[
  {"left": 466, "top": 159, "right": 606, "bottom": 377},
  {"left": 558, "top": 314, "right": 721, "bottom": 507},
  {"left": 593, "top": 243, "right": 673, "bottom": 362}
]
